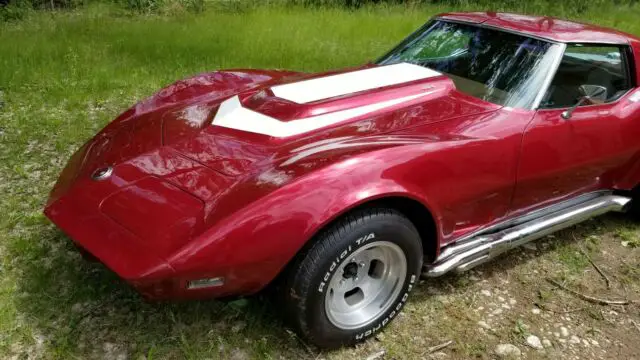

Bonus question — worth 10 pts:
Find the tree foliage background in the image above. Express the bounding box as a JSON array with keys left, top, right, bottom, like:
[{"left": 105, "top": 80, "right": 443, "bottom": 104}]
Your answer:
[{"left": 2, "top": 0, "right": 639, "bottom": 21}]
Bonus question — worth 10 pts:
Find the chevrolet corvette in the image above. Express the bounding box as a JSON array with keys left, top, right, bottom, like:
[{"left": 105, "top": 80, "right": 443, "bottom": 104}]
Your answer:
[{"left": 45, "top": 12, "right": 640, "bottom": 348}]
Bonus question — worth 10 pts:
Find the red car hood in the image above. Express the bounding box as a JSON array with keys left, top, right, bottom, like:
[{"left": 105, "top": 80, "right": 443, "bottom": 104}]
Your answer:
[{"left": 167, "top": 63, "right": 500, "bottom": 175}]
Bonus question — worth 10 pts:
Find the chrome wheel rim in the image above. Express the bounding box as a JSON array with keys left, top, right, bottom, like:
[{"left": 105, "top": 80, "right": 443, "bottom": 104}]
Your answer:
[{"left": 324, "top": 241, "right": 407, "bottom": 330}]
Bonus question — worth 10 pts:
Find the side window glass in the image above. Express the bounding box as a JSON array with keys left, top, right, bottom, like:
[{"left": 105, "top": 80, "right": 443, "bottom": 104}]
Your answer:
[{"left": 540, "top": 45, "right": 632, "bottom": 109}]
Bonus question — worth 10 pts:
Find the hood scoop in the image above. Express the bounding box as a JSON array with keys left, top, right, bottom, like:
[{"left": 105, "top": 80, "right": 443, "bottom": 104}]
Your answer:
[
  {"left": 211, "top": 63, "right": 453, "bottom": 139},
  {"left": 269, "top": 62, "right": 441, "bottom": 104}
]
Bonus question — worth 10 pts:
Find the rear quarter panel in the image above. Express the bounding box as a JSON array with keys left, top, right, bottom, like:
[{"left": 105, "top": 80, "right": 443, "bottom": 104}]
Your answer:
[{"left": 609, "top": 39, "right": 640, "bottom": 190}]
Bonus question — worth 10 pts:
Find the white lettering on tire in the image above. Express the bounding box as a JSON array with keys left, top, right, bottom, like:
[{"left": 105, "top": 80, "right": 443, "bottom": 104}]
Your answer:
[{"left": 354, "top": 274, "right": 417, "bottom": 340}]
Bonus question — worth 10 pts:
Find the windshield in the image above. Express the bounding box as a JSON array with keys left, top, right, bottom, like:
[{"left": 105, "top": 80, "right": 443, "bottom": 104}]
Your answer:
[{"left": 377, "top": 20, "right": 563, "bottom": 109}]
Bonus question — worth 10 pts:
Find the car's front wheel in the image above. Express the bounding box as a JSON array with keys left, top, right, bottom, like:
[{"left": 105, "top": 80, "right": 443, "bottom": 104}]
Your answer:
[{"left": 282, "top": 208, "right": 423, "bottom": 349}]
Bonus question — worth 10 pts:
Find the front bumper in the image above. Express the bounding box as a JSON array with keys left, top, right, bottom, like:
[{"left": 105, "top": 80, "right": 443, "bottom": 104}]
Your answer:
[
  {"left": 45, "top": 193, "right": 180, "bottom": 298},
  {"left": 44, "top": 181, "right": 264, "bottom": 301}
]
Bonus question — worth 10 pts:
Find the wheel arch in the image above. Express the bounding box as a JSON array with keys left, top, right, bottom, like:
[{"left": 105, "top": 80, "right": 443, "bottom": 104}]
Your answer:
[
  {"left": 343, "top": 196, "right": 440, "bottom": 263},
  {"left": 284, "top": 195, "right": 440, "bottom": 277}
]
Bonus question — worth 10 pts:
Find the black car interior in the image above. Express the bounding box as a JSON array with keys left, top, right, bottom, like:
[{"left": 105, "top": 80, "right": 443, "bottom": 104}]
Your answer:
[{"left": 540, "top": 46, "right": 632, "bottom": 108}]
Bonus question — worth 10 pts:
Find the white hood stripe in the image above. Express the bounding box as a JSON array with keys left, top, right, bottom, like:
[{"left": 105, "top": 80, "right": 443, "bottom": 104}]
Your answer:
[
  {"left": 271, "top": 63, "right": 440, "bottom": 104},
  {"left": 212, "top": 90, "right": 437, "bottom": 138}
]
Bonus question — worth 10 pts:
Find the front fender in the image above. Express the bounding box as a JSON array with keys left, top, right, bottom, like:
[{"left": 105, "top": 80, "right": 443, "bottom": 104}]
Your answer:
[{"left": 166, "top": 143, "right": 442, "bottom": 297}]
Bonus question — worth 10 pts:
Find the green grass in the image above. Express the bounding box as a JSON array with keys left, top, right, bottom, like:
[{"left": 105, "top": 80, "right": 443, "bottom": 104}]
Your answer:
[{"left": 2, "top": 2, "right": 640, "bottom": 359}]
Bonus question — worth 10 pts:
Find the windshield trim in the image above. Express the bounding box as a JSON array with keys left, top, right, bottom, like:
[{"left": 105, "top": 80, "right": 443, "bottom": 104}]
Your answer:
[
  {"left": 532, "top": 42, "right": 567, "bottom": 110},
  {"left": 437, "top": 18, "right": 563, "bottom": 45}
]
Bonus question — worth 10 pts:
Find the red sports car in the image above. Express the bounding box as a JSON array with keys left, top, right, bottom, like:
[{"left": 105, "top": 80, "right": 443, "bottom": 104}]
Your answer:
[{"left": 45, "top": 12, "right": 640, "bottom": 348}]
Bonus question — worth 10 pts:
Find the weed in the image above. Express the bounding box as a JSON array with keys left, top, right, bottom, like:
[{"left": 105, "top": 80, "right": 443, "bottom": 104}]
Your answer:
[
  {"left": 513, "top": 318, "right": 529, "bottom": 338},
  {"left": 556, "top": 245, "right": 590, "bottom": 277},
  {"left": 615, "top": 228, "right": 640, "bottom": 248}
]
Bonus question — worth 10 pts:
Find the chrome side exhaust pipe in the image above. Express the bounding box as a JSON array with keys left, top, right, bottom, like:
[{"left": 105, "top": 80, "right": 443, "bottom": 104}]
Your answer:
[{"left": 425, "top": 194, "right": 631, "bottom": 277}]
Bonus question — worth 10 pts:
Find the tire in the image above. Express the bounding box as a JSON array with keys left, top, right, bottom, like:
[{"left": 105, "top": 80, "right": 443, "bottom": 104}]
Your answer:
[{"left": 282, "top": 208, "right": 423, "bottom": 349}]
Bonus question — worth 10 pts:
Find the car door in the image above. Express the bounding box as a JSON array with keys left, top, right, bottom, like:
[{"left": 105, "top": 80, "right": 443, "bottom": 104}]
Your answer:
[{"left": 512, "top": 44, "right": 640, "bottom": 212}]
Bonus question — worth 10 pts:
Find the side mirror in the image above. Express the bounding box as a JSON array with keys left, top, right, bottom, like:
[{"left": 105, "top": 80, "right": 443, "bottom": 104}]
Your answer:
[{"left": 561, "top": 85, "right": 608, "bottom": 119}]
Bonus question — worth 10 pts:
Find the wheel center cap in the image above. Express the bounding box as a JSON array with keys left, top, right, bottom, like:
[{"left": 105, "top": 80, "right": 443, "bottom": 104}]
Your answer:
[{"left": 342, "top": 262, "right": 358, "bottom": 279}]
